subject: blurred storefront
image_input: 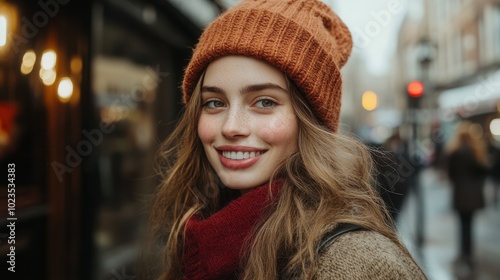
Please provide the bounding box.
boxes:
[430,0,500,142]
[396,0,500,154]
[0,0,220,279]
[1,1,90,279]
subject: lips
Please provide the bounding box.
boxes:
[216,146,267,169]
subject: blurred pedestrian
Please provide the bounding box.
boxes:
[372,130,413,222]
[143,1,427,279]
[430,121,447,176]
[488,137,500,208]
[445,120,489,274]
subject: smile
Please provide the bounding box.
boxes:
[222,151,263,160]
[216,147,267,169]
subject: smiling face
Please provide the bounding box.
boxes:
[198,56,299,191]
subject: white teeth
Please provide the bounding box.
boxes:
[222,150,263,160]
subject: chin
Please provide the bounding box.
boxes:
[220,176,269,192]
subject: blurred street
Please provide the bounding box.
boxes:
[1,0,500,279]
[398,167,500,280]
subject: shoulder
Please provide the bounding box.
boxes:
[315,230,427,280]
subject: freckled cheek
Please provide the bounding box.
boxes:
[259,113,298,145]
[198,116,217,144]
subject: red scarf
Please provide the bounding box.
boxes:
[182,180,282,280]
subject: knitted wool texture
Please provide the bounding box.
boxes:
[182,0,353,132]
[315,230,427,279]
[182,180,282,279]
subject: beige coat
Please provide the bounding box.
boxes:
[315,230,427,279]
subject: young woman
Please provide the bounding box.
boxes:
[145,1,427,279]
[445,121,489,274]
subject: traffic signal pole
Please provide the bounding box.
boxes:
[407,81,425,262]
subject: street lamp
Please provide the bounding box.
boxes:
[416,37,435,71]
[409,37,436,259]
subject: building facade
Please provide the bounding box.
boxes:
[396,0,500,146]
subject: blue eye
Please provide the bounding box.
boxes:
[204,100,225,108]
[255,99,276,108]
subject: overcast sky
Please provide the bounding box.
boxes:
[332,0,423,75]
[216,0,424,75]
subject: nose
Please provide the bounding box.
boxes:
[221,105,250,139]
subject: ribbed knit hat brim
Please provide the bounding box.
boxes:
[182,0,352,131]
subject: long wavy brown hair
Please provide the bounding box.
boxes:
[142,71,421,279]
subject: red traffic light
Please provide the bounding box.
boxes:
[407,80,424,98]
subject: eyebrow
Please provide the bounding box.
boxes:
[201,83,288,95]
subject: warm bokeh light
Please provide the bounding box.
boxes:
[41,50,57,70]
[39,68,50,80]
[23,50,36,66]
[491,118,500,136]
[20,50,36,75]
[362,91,378,111]
[0,16,6,47]
[70,56,82,74]
[40,68,57,86]
[21,64,33,75]
[57,77,73,101]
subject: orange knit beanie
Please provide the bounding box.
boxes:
[182,0,352,131]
